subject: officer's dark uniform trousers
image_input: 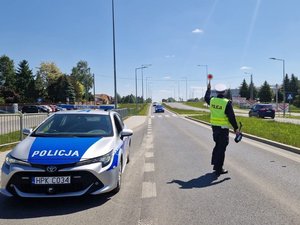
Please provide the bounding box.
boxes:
[211,126,229,170]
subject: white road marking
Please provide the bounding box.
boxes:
[138,219,154,225]
[141,182,157,198]
[145,144,153,151]
[184,116,300,163]
[242,138,300,163]
[144,163,155,172]
[145,152,154,158]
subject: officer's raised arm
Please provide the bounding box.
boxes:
[204,82,211,105]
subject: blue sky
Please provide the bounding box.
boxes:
[1,0,300,102]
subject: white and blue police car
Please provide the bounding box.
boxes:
[1,110,133,198]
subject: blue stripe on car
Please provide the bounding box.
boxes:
[28,137,101,165]
[108,142,124,170]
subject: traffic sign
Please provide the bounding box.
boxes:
[278,103,289,112]
[286,93,293,101]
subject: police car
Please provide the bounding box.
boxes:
[1,110,133,198]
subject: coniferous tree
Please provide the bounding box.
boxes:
[258,81,272,103]
[289,74,299,103]
[16,60,35,102]
[239,79,249,99]
[0,55,17,102]
[225,89,232,100]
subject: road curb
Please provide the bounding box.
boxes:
[186,116,300,155]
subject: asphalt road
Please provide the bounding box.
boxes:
[0,108,299,225]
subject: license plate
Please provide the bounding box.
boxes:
[32,176,71,185]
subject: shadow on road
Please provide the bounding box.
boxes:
[167,172,231,189]
[0,193,114,219]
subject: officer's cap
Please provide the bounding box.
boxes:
[215,83,227,93]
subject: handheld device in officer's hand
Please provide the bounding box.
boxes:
[234,122,243,143]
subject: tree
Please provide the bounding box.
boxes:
[248,82,258,100]
[167,97,176,102]
[34,73,47,101]
[145,98,152,103]
[15,60,35,102]
[70,61,93,102]
[258,81,272,103]
[0,55,18,102]
[0,86,20,103]
[121,94,135,103]
[239,79,249,99]
[36,62,63,102]
[0,55,16,90]
[225,89,232,100]
[65,78,76,104]
[48,74,75,103]
[288,74,299,103]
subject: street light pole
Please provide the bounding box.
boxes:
[244,72,254,101]
[180,77,188,101]
[112,0,117,109]
[141,64,151,103]
[198,64,208,84]
[269,57,286,117]
[93,73,96,105]
[146,77,151,101]
[135,66,146,111]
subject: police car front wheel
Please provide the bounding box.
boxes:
[111,160,122,194]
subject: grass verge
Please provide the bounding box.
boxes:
[118,103,149,116]
[165,104,300,148]
[0,131,20,152]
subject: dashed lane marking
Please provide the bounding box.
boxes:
[144,163,155,172]
[145,152,154,158]
[141,182,157,198]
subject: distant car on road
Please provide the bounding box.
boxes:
[21,105,39,113]
[21,105,49,113]
[155,105,165,113]
[1,109,133,198]
[249,104,275,119]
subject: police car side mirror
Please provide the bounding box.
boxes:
[22,128,33,136]
[120,129,133,140]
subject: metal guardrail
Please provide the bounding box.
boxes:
[114,108,129,119]
[0,113,49,147]
[0,108,129,147]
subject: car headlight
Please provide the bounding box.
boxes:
[75,150,113,167]
[5,154,31,167]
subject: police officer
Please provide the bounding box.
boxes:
[205,82,239,176]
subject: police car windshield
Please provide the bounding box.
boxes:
[32,114,113,137]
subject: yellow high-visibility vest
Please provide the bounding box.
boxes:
[210,97,230,127]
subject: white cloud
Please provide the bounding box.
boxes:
[240,66,252,70]
[192,28,204,34]
[163,76,171,80]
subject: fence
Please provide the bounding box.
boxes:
[0,113,49,147]
[0,108,129,147]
